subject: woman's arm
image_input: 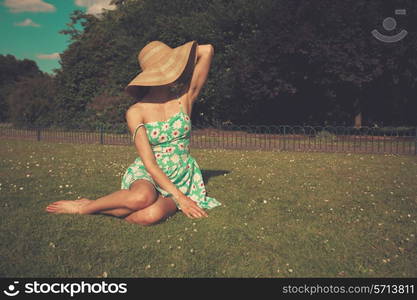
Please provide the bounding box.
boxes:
[186,44,214,105]
[126,107,207,218]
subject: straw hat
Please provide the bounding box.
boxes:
[125,40,198,99]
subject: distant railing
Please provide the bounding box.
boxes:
[0,123,416,155]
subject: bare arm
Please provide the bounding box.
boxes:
[126,107,182,198]
[126,107,207,218]
[186,44,214,105]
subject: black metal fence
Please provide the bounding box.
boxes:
[1,123,416,155]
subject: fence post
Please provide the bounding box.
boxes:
[415,126,417,155]
[37,127,41,141]
[283,126,286,151]
[100,126,104,145]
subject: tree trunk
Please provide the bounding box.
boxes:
[354,111,362,128]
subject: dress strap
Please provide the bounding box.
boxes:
[132,123,145,143]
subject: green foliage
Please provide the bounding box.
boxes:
[6,75,57,128]
[0,55,43,122]
[4,0,416,128]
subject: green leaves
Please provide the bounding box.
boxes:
[4,0,416,129]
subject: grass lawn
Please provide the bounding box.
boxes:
[0,139,416,278]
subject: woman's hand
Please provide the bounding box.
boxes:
[174,193,208,219]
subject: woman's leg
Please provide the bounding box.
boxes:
[45,179,158,215]
[125,193,178,226]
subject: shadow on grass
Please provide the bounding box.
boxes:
[201,169,230,185]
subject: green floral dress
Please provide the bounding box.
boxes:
[121,97,221,210]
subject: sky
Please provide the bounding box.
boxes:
[0,0,117,75]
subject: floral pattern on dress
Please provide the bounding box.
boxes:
[121,101,221,210]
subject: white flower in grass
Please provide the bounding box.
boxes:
[173,120,181,129]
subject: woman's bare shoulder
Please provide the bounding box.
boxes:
[125,103,145,124]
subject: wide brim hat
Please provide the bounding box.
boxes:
[125,40,198,99]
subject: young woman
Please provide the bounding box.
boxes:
[45,40,221,225]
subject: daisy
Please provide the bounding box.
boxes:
[172,130,180,137]
[151,129,160,138]
[193,173,201,181]
[171,154,180,163]
[162,123,169,131]
[184,125,189,131]
[134,170,144,176]
[173,120,181,129]
[158,133,168,143]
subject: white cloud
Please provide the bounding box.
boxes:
[36,53,60,60]
[4,0,56,13]
[75,0,116,16]
[14,18,41,27]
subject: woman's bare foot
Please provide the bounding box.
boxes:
[75,197,92,205]
[45,199,90,214]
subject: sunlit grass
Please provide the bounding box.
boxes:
[0,139,416,277]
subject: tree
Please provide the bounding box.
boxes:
[51,0,417,129]
[6,74,57,127]
[0,55,42,122]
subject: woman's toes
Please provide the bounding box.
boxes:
[46,205,57,212]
